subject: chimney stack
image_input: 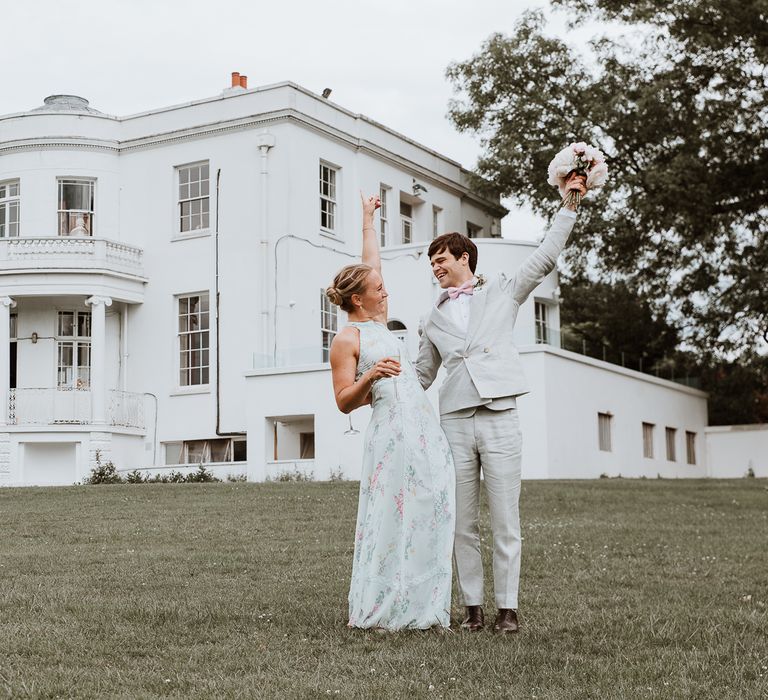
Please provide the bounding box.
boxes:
[231,71,241,88]
[239,75,248,89]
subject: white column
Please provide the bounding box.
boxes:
[85,295,112,425]
[120,302,129,391]
[0,296,16,426]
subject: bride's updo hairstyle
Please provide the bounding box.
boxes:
[326,263,373,312]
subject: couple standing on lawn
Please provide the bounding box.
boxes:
[326,172,587,633]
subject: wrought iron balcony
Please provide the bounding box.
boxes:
[8,388,145,429]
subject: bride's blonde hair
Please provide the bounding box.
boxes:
[326,264,373,312]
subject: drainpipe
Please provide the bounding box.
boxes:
[256,132,276,361]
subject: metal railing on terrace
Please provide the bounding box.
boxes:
[252,331,700,389]
[7,388,145,429]
[533,326,701,389]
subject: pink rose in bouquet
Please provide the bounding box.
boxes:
[547,142,608,209]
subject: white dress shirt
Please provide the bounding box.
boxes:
[438,277,477,336]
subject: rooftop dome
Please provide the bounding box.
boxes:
[30,95,104,115]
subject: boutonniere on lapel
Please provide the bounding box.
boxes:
[473,274,487,291]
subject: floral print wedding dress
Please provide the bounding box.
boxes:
[347,321,455,630]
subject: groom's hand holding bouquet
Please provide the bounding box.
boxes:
[548,142,608,210]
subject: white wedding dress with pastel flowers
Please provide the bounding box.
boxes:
[347,321,455,630]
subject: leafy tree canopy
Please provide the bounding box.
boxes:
[447,0,768,358]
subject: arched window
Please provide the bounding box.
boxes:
[387,319,408,345]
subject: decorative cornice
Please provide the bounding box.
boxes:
[0,138,119,156]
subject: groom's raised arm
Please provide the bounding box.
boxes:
[505,209,577,305]
[415,320,441,391]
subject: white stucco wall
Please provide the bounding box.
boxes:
[244,346,710,482]
[705,425,768,478]
[533,346,708,479]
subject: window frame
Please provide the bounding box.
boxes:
[177,162,211,235]
[534,301,549,344]
[56,310,91,388]
[177,293,210,388]
[685,431,696,465]
[0,179,20,238]
[164,437,247,464]
[379,184,390,247]
[598,412,612,452]
[321,288,338,362]
[57,178,95,237]
[642,422,655,459]
[432,205,442,239]
[665,427,677,462]
[319,162,339,234]
[466,221,483,238]
[400,201,413,244]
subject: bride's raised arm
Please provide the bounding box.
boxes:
[360,192,382,275]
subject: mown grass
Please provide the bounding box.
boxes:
[0,479,766,699]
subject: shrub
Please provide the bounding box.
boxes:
[86,450,123,484]
[329,466,345,482]
[745,467,756,478]
[227,473,248,482]
[276,468,314,482]
[142,466,221,483]
[89,460,222,485]
[186,464,221,483]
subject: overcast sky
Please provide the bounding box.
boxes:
[2,0,618,238]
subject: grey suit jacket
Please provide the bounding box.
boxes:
[415,211,577,416]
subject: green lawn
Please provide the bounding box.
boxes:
[0,479,766,699]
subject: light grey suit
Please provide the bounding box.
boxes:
[415,210,576,608]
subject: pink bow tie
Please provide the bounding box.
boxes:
[447,280,475,300]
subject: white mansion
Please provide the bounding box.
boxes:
[0,74,761,486]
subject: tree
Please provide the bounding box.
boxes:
[558,277,679,372]
[447,1,768,358]
[559,277,768,424]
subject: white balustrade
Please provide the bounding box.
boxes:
[0,237,143,274]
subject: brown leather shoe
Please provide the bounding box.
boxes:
[493,608,519,634]
[460,605,484,631]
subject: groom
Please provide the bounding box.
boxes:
[414,176,586,633]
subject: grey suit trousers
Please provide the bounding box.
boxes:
[441,405,522,609]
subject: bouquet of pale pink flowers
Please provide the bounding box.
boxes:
[547,142,608,209]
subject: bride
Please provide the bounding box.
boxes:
[326,193,455,630]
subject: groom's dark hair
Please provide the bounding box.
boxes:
[428,233,478,273]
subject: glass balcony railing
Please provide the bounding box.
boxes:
[533,326,701,389]
[252,331,700,389]
[252,347,330,370]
